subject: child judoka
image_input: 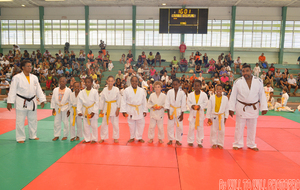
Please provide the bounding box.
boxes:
[99,76,121,143]
[206,84,229,149]
[187,80,208,148]
[264,82,273,101]
[120,76,148,143]
[147,81,166,144]
[267,92,275,110]
[70,82,83,141]
[165,78,187,146]
[51,77,72,141]
[282,88,289,107]
[275,98,295,112]
[77,77,100,144]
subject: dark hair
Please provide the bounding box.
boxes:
[85,76,93,83]
[106,75,115,80]
[216,84,223,89]
[73,81,80,86]
[20,60,31,70]
[194,79,202,86]
[172,78,180,84]
[130,76,139,82]
[242,63,251,69]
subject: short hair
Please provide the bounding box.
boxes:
[216,84,223,89]
[59,77,67,82]
[172,78,180,84]
[283,87,288,92]
[242,63,251,69]
[153,81,163,87]
[20,60,31,70]
[270,91,274,94]
[266,82,271,85]
[194,79,202,86]
[277,98,281,101]
[73,81,80,86]
[85,76,93,83]
[106,75,115,80]
[130,76,139,82]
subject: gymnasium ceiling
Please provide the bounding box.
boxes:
[0,0,300,8]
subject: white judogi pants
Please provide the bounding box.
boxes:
[83,118,98,142]
[167,119,183,142]
[210,115,225,146]
[187,120,204,144]
[148,118,164,140]
[100,116,119,140]
[70,115,83,139]
[128,118,145,140]
[16,110,38,142]
[54,110,69,138]
[233,116,257,148]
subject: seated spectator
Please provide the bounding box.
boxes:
[155,52,161,67]
[160,66,167,77]
[31,51,36,62]
[219,67,228,76]
[63,58,69,67]
[65,64,72,78]
[90,70,97,81]
[137,66,144,76]
[87,50,94,62]
[194,51,202,65]
[78,50,86,65]
[43,50,51,59]
[189,52,195,65]
[190,74,197,84]
[161,72,169,84]
[143,61,150,76]
[108,60,114,71]
[207,61,215,76]
[124,60,131,72]
[224,62,231,72]
[223,80,232,97]
[52,78,58,90]
[147,52,155,66]
[179,58,188,73]
[215,61,223,75]
[141,51,146,62]
[72,60,80,76]
[149,66,156,77]
[279,74,288,89]
[152,71,160,82]
[171,56,179,72]
[195,64,203,74]
[69,77,76,91]
[136,56,143,68]
[115,70,124,82]
[283,68,289,77]
[288,74,298,95]
[58,50,63,58]
[170,68,176,81]
[234,56,242,74]
[22,50,30,61]
[127,50,133,63]
[220,73,229,84]
[274,69,282,87]
[0,78,9,95]
[212,73,220,86]
[269,63,275,74]
[198,73,204,81]
[115,78,123,89]
[203,53,208,67]
[93,79,100,91]
[63,50,69,61]
[298,55,300,64]
[224,52,232,67]
[80,71,87,80]
[265,70,274,87]
[103,55,109,71]
[120,54,126,64]
[218,53,224,61]
[258,53,269,69]
[57,67,64,77]
[69,50,76,62]
[55,58,62,70]
[95,51,103,65]
[260,71,267,84]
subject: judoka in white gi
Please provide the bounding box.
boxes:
[281,88,289,107]
[264,82,273,101]
[69,82,83,141]
[147,81,166,144]
[165,78,187,146]
[187,80,208,148]
[51,77,71,141]
[206,84,229,149]
[99,76,121,143]
[77,77,100,143]
[274,98,295,112]
[7,60,46,143]
[229,63,268,151]
[267,92,275,110]
[120,76,147,143]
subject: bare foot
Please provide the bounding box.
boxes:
[176,141,182,146]
[75,136,80,141]
[30,137,39,140]
[114,139,119,143]
[70,138,75,142]
[233,147,240,150]
[159,139,164,144]
[148,139,153,143]
[212,144,217,149]
[17,141,25,143]
[82,141,89,143]
[138,139,145,143]
[91,141,96,144]
[128,138,134,143]
[218,145,223,149]
[198,144,203,148]
[167,140,173,145]
[188,143,193,147]
[248,147,259,151]
[61,137,67,141]
[99,139,104,143]
[52,137,59,141]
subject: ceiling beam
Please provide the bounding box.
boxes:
[235,0,243,6]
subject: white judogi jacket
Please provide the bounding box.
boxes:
[77,89,99,118]
[187,91,208,122]
[165,89,187,117]
[206,95,229,119]
[229,76,268,118]
[147,92,166,121]
[99,86,121,116]
[70,91,82,118]
[120,86,148,120]
[51,87,72,112]
[264,86,273,100]
[7,72,46,111]
[282,93,289,107]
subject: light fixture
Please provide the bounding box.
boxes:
[162,3,166,5]
[0,0,13,2]
[45,0,65,1]
[21,4,25,7]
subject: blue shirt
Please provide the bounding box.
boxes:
[57,69,64,75]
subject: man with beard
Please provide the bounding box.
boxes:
[229,63,268,151]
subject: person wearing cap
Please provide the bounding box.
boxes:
[7,60,46,143]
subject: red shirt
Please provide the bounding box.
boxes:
[179,44,186,53]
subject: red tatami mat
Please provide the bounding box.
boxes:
[23,162,181,190]
[256,116,300,128]
[0,119,27,135]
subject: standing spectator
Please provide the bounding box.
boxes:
[203,53,208,67]
[149,66,156,77]
[179,41,187,60]
[259,53,268,69]
[155,52,161,67]
[225,52,232,67]
[179,58,188,73]
[287,74,298,95]
[234,56,242,74]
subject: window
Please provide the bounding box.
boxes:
[284,21,300,48]
[106,20,115,46]
[136,20,145,46]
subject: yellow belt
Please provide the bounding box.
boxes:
[83,103,95,125]
[57,102,69,114]
[170,105,181,127]
[195,108,200,130]
[105,100,117,122]
[128,104,141,115]
[215,113,225,131]
[72,106,77,126]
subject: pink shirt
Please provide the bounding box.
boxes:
[220,76,229,83]
[150,69,156,76]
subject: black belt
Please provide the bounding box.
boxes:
[17,94,36,111]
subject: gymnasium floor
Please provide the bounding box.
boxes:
[1,101,300,190]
